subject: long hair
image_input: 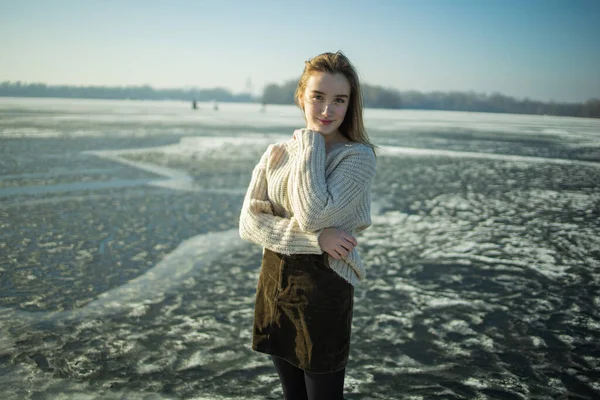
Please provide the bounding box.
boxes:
[294,51,377,154]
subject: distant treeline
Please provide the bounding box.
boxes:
[262,80,600,118]
[2,80,599,118]
[0,81,253,103]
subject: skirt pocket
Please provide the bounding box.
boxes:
[278,253,352,310]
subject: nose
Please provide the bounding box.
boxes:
[321,103,334,116]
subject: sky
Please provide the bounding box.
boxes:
[1,0,599,103]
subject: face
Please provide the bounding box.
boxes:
[301,72,351,137]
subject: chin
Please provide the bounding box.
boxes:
[319,129,335,135]
[312,122,340,135]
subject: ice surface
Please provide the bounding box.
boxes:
[1,98,599,399]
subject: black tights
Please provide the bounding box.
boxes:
[271,356,346,400]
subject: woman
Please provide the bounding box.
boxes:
[239,51,377,400]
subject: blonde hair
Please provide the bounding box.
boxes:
[294,51,377,154]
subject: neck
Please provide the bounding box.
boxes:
[322,130,343,145]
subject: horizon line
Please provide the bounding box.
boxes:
[1,80,597,105]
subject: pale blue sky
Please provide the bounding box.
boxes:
[1,0,599,102]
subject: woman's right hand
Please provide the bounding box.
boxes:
[318,228,358,259]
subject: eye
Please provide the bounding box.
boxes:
[334,98,346,104]
[311,94,324,102]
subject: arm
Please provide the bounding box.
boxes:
[290,129,377,232]
[238,144,323,255]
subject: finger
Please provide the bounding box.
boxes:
[344,235,358,247]
[339,242,353,253]
[336,246,349,258]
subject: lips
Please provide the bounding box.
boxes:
[317,119,333,126]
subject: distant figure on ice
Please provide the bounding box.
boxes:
[260,101,267,112]
[192,99,197,110]
[213,100,219,111]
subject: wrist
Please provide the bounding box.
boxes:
[316,228,324,249]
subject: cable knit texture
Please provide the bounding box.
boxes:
[239,129,376,286]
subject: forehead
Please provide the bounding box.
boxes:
[305,72,350,95]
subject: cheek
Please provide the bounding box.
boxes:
[335,105,349,120]
[305,103,320,118]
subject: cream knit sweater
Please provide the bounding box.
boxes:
[238,128,377,286]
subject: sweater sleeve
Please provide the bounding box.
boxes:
[238,144,323,255]
[345,247,366,281]
[290,129,377,232]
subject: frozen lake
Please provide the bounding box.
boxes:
[1,97,599,399]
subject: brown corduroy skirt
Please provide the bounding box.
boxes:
[251,248,354,374]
